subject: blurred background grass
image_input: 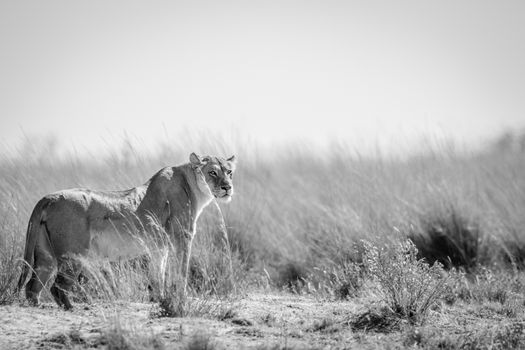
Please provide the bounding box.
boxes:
[1,130,525,301]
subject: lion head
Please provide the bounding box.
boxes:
[190,152,236,202]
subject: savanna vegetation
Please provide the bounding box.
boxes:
[0,131,524,349]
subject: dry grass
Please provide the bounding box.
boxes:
[0,230,20,304]
[40,319,165,350]
[95,319,165,350]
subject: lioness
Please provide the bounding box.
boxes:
[17,152,236,309]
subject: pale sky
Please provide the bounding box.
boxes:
[1,0,524,156]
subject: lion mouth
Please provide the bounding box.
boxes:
[213,189,232,196]
[213,191,232,200]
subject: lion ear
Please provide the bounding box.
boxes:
[227,155,236,164]
[189,153,203,166]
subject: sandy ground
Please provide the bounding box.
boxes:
[0,293,366,349]
[3,292,522,349]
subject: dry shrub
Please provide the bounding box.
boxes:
[363,239,451,324]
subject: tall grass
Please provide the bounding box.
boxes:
[1,132,525,304]
[67,215,238,317]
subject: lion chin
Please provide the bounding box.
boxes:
[215,193,232,203]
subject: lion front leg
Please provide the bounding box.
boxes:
[173,228,194,295]
[179,235,194,294]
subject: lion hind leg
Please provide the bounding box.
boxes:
[25,233,57,306]
[50,274,74,310]
[51,259,80,310]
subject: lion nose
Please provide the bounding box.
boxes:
[221,185,231,191]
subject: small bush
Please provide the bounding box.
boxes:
[363,239,451,324]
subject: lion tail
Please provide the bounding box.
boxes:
[16,198,50,292]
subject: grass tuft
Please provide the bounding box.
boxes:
[184,332,216,350]
[309,261,364,299]
[349,306,402,333]
[95,320,165,350]
[40,328,86,349]
[0,247,19,305]
[410,322,525,350]
[273,261,309,293]
[411,207,480,270]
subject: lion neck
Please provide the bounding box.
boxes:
[134,164,213,231]
[181,164,214,220]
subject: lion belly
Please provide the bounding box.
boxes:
[89,228,144,260]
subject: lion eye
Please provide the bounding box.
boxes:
[209,171,218,177]
[226,170,232,176]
